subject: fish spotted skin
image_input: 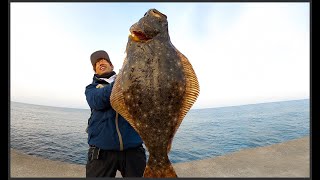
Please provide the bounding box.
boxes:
[110,8,200,178]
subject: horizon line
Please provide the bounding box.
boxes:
[10,98,310,111]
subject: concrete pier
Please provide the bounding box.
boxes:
[10,136,310,178]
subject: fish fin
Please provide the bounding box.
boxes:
[177,49,200,113]
[110,57,140,135]
[167,143,172,153]
[167,48,200,149]
[143,164,177,177]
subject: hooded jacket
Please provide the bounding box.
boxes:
[85,74,143,150]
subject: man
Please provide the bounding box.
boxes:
[85,50,146,177]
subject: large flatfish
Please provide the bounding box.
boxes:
[110,8,200,177]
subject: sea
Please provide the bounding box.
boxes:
[10,99,310,165]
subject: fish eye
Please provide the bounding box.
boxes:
[151,9,158,15]
[151,9,167,19]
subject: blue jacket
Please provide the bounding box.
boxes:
[85,75,143,150]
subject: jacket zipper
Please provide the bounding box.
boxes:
[115,112,124,151]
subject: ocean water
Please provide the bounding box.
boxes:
[10,99,310,165]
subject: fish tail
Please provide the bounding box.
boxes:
[143,163,177,178]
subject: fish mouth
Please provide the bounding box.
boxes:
[129,31,152,42]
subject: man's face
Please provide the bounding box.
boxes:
[95,59,113,75]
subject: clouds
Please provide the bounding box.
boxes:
[172,3,310,108]
[10,3,310,109]
[11,3,92,108]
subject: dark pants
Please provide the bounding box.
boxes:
[86,145,147,177]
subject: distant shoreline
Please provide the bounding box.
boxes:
[10,136,310,177]
[10,98,309,110]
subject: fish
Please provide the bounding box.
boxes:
[110,8,200,178]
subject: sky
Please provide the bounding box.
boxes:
[10,2,310,110]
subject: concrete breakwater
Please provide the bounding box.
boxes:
[10,136,310,177]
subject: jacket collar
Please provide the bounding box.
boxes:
[92,72,116,84]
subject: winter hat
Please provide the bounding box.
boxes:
[90,50,112,68]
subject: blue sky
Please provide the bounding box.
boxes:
[10,2,310,109]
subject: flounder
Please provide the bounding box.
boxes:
[110,8,200,177]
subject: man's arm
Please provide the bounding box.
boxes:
[85,82,114,110]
